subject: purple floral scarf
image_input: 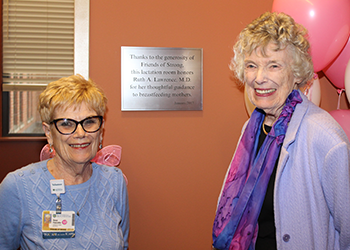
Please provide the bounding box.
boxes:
[212,90,302,250]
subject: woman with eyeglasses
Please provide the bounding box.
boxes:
[0,75,129,250]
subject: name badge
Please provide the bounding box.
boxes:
[42,210,76,239]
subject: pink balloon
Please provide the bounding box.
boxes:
[272,0,350,72]
[92,145,122,166]
[329,109,350,141]
[324,36,350,89]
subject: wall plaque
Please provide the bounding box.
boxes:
[121,47,203,111]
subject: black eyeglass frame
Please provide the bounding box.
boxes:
[50,116,103,135]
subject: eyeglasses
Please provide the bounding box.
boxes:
[51,116,103,135]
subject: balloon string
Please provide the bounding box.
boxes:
[337,89,345,110]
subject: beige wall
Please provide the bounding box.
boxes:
[89,0,349,249]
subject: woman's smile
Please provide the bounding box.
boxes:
[255,88,277,96]
[69,143,91,149]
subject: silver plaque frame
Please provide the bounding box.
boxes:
[121,47,203,111]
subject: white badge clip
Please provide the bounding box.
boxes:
[50,179,65,196]
[50,179,65,214]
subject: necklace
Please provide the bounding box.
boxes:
[262,123,269,135]
[68,178,91,216]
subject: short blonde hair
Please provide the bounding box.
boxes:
[38,74,107,123]
[231,12,314,87]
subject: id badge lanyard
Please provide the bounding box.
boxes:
[44,179,75,239]
[50,179,65,213]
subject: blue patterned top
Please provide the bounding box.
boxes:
[0,160,129,250]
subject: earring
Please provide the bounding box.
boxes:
[99,137,103,149]
[49,144,53,153]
